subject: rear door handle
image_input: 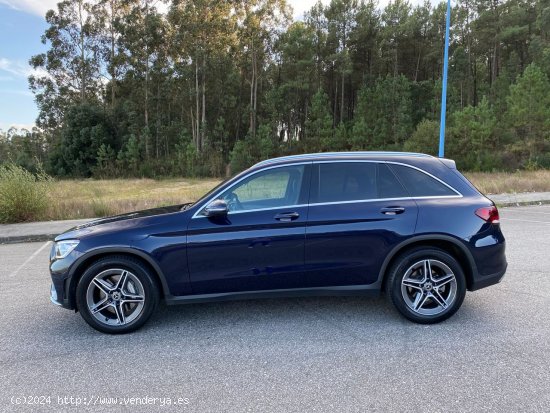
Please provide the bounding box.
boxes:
[274,212,300,222]
[380,207,405,215]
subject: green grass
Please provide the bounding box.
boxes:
[0,164,52,223]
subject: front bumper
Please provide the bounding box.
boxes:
[50,274,74,309]
[50,253,76,310]
[50,283,63,306]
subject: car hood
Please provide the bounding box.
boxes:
[55,204,191,241]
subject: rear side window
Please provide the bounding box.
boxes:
[317,163,377,202]
[312,162,408,203]
[389,164,457,197]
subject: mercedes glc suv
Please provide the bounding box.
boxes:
[49,152,507,333]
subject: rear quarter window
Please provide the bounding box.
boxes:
[377,163,409,198]
[389,164,458,197]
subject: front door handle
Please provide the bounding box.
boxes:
[274,212,300,222]
[380,207,405,215]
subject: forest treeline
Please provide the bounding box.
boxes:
[1,0,550,177]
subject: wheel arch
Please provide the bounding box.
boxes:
[67,247,170,309]
[379,235,477,291]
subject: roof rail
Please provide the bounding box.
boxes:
[253,151,432,168]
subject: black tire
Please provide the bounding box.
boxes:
[386,247,466,324]
[76,256,159,334]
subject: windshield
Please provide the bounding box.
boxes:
[181,174,237,211]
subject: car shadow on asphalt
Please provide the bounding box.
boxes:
[41,294,491,346]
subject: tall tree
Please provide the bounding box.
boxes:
[237,0,291,138]
[95,0,132,107]
[169,0,238,151]
[325,0,358,124]
[507,63,550,158]
[117,0,166,158]
[29,0,102,129]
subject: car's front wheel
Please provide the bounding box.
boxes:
[387,248,466,324]
[76,256,159,334]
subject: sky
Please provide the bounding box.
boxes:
[0,0,431,131]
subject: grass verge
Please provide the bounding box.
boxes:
[465,170,550,194]
[3,170,550,223]
[46,178,220,220]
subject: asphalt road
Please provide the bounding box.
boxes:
[1,205,549,412]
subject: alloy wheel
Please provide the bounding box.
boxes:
[86,268,145,326]
[400,259,457,316]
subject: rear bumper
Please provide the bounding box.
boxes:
[468,227,507,291]
[469,263,507,291]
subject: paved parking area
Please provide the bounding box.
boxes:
[1,205,549,412]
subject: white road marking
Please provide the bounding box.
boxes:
[8,241,51,278]
[503,218,550,225]
[502,208,550,216]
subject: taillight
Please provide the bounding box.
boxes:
[475,206,500,224]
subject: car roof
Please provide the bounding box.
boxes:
[252,151,434,168]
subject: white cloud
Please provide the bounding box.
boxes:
[0,0,58,17]
[289,0,438,18]
[0,0,171,17]
[0,58,30,77]
[0,58,47,78]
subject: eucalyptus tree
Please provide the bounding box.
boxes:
[94,0,133,107]
[168,0,239,151]
[29,0,103,130]
[236,0,291,138]
[116,0,167,158]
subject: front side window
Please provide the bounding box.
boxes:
[216,165,305,212]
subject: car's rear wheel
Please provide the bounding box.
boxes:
[76,256,159,334]
[387,248,466,324]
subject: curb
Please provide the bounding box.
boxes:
[494,199,550,208]
[0,234,57,245]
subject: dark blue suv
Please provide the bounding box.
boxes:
[50,152,507,333]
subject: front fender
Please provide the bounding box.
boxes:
[66,246,172,308]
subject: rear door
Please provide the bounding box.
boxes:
[304,161,418,287]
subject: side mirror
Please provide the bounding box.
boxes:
[202,199,228,217]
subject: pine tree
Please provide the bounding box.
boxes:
[305,89,334,152]
[507,63,550,160]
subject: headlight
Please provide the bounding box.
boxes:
[54,240,79,259]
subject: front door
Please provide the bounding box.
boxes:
[187,163,311,294]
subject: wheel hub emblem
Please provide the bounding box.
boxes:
[111,291,121,301]
[424,283,433,291]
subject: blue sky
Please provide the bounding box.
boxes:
[0,0,430,131]
[0,2,49,130]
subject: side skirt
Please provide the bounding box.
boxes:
[165,285,380,305]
